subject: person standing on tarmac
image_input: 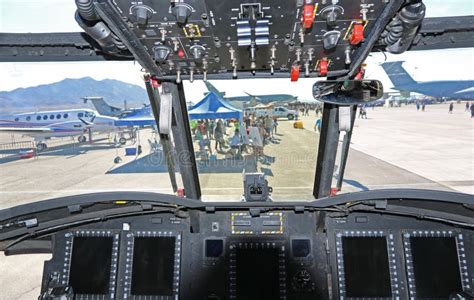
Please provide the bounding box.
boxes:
[272,116,278,136]
[449,102,454,114]
[314,117,322,132]
[214,119,224,152]
[466,102,470,112]
[470,103,474,118]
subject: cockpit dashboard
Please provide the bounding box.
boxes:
[1,190,472,299]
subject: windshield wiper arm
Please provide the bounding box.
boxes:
[144,76,178,192]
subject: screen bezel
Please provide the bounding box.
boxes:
[123,231,182,299]
[335,231,399,299]
[402,230,470,298]
[228,241,287,299]
[62,230,120,299]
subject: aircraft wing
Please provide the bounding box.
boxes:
[0,127,53,133]
[243,91,263,102]
[114,116,156,127]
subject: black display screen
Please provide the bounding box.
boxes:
[206,239,224,257]
[131,237,176,296]
[236,247,280,300]
[410,237,463,298]
[292,239,311,257]
[342,237,392,297]
[69,236,113,295]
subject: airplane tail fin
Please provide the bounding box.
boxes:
[204,81,226,97]
[381,61,417,87]
[83,97,121,116]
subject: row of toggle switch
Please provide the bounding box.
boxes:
[146,0,367,82]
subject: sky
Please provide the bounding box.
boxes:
[0,0,473,102]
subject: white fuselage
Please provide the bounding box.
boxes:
[0,109,119,141]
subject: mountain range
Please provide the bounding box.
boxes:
[0,77,148,113]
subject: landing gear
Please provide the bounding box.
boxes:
[36,142,47,152]
[119,137,127,145]
[78,135,87,143]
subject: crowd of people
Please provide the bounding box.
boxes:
[190,114,280,161]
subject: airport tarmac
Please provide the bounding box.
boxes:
[347,101,473,194]
[0,130,181,209]
[1,102,473,299]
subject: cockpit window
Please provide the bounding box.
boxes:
[0,0,80,33]
[0,1,472,209]
[0,61,177,209]
[186,79,320,201]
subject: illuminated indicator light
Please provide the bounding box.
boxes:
[177,49,185,58]
[290,65,300,81]
[115,200,127,204]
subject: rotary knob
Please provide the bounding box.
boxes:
[190,45,206,60]
[131,5,152,26]
[171,3,193,25]
[292,269,315,292]
[320,5,344,27]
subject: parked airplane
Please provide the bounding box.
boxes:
[381,61,474,100]
[82,96,156,127]
[0,109,118,151]
[82,96,150,118]
[203,81,298,104]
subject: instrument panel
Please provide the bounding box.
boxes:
[40,209,474,299]
[94,0,401,80]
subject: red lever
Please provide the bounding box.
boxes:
[355,68,365,80]
[349,23,364,45]
[290,65,300,81]
[150,78,160,88]
[319,59,328,76]
[302,4,315,29]
[177,188,185,197]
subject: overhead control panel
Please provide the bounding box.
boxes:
[84,0,410,81]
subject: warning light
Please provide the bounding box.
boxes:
[177,49,185,58]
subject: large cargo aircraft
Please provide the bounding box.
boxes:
[382,61,474,100]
